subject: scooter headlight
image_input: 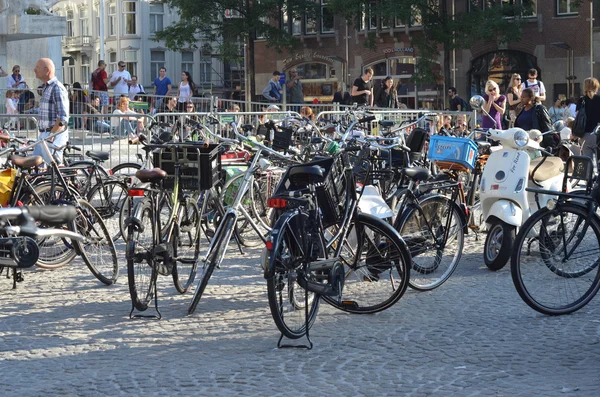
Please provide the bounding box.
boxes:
[514,129,529,147]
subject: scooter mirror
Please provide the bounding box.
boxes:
[553,120,565,133]
[469,95,485,110]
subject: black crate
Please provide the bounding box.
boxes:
[273,156,347,226]
[153,143,222,191]
[272,127,294,151]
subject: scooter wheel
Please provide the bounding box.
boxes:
[484,219,515,271]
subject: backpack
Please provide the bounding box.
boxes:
[458,97,471,112]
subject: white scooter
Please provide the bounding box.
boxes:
[470,96,565,270]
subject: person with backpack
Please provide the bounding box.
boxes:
[262,71,282,102]
[90,60,109,114]
[448,87,470,112]
[521,68,546,102]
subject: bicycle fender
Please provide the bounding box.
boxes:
[485,200,522,227]
[264,209,301,279]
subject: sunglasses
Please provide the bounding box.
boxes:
[515,78,521,80]
[488,88,497,92]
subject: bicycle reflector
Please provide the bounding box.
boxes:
[265,240,273,251]
[128,189,145,197]
[267,198,287,208]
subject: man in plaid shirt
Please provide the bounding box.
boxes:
[33,58,69,164]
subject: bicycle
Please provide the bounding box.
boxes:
[511,154,600,315]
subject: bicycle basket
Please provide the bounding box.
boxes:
[153,143,222,190]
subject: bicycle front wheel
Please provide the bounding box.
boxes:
[188,213,236,314]
[73,199,119,285]
[126,198,156,311]
[322,213,410,314]
[266,210,319,338]
[172,198,200,294]
[511,203,600,315]
[397,194,465,291]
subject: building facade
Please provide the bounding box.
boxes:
[254,0,600,108]
[54,0,237,96]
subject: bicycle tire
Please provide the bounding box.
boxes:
[87,179,129,241]
[188,213,236,314]
[126,198,156,311]
[111,162,142,187]
[266,209,320,338]
[397,194,465,291]
[511,203,600,315]
[322,213,411,314]
[73,199,119,285]
[172,198,201,294]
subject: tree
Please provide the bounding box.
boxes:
[154,0,321,100]
[329,0,535,106]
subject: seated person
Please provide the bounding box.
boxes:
[111,96,144,138]
[85,95,111,133]
[155,96,178,126]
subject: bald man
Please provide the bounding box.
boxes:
[33,58,69,165]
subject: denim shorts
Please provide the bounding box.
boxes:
[98,91,109,107]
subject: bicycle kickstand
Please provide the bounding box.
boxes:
[129,278,162,320]
[277,285,313,350]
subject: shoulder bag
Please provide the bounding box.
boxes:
[572,97,587,138]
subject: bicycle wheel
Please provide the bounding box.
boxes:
[87,179,129,241]
[188,213,236,314]
[396,194,465,291]
[511,203,600,315]
[172,198,200,294]
[322,213,411,314]
[23,183,77,269]
[266,210,320,338]
[111,162,142,188]
[72,199,119,285]
[126,198,156,311]
[219,173,257,247]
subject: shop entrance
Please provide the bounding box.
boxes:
[468,51,538,97]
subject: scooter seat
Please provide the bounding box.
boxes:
[529,157,564,183]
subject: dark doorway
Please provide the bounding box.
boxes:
[468,51,538,97]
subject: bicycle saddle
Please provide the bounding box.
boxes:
[379,120,394,128]
[136,168,167,183]
[401,167,430,182]
[289,165,326,184]
[86,150,110,162]
[11,155,43,169]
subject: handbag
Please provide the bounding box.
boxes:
[572,97,587,138]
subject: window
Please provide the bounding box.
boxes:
[123,1,137,35]
[96,13,100,36]
[124,50,138,76]
[150,51,166,82]
[522,0,537,17]
[66,9,74,36]
[321,0,334,33]
[469,0,536,16]
[410,5,422,26]
[394,17,406,28]
[305,13,317,34]
[81,54,90,87]
[199,57,212,85]
[296,63,327,79]
[557,0,578,15]
[79,8,89,36]
[149,3,164,34]
[368,1,377,30]
[108,3,116,36]
[181,51,194,74]
[108,51,117,74]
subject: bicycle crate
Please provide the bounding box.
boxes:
[153,143,222,191]
[427,135,478,170]
[273,156,346,226]
[271,127,295,151]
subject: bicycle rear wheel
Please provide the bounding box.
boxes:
[87,179,129,241]
[322,213,410,314]
[397,194,465,291]
[188,213,236,314]
[73,199,119,285]
[172,198,200,294]
[511,203,600,315]
[266,210,319,339]
[126,198,156,311]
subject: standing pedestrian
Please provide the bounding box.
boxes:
[351,67,374,106]
[153,67,172,111]
[33,58,69,164]
[177,71,196,112]
[576,77,600,162]
[548,98,565,124]
[515,88,553,147]
[109,61,132,105]
[7,65,26,89]
[448,87,469,111]
[286,68,304,105]
[128,75,145,100]
[262,71,282,102]
[481,80,506,129]
[521,68,546,102]
[90,60,109,114]
[375,76,398,108]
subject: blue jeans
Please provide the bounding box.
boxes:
[93,120,111,133]
[113,119,136,137]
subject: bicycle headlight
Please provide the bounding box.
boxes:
[514,129,529,147]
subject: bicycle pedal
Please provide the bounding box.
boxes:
[341,300,359,310]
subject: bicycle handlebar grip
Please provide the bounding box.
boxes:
[358,116,376,124]
[400,144,411,152]
[344,145,362,152]
[26,206,77,226]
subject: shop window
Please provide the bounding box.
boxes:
[390,58,415,75]
[296,63,327,79]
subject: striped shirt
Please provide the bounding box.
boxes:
[38,77,69,129]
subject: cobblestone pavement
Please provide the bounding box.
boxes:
[1,233,599,397]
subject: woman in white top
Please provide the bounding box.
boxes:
[7,65,26,89]
[5,90,18,129]
[177,71,196,112]
[111,96,144,138]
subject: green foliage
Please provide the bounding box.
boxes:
[25,8,43,15]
